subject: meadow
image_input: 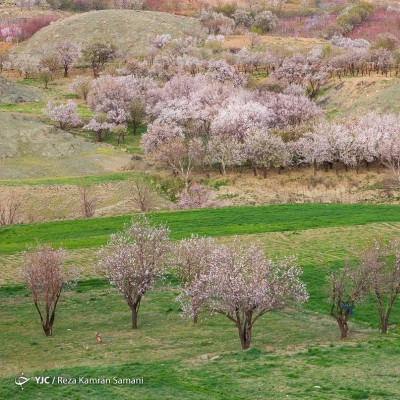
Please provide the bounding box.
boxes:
[1,203,400,254]
[1,204,400,399]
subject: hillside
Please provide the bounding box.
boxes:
[318,77,400,118]
[12,10,202,59]
[223,35,327,53]
[0,77,42,104]
[0,113,132,179]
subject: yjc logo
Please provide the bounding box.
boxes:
[15,373,30,390]
[34,376,51,384]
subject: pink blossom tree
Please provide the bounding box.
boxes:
[54,41,81,77]
[9,53,39,78]
[83,118,116,142]
[88,75,136,124]
[88,75,154,128]
[260,93,322,128]
[205,135,245,175]
[253,10,278,33]
[210,97,272,140]
[271,48,328,97]
[178,240,308,349]
[22,244,79,336]
[44,100,82,130]
[110,0,144,9]
[153,139,199,187]
[148,74,230,135]
[1,26,22,43]
[141,122,184,154]
[97,216,171,329]
[206,60,245,87]
[15,0,37,10]
[199,10,235,35]
[176,183,212,210]
[296,122,335,174]
[174,235,216,322]
[244,130,291,177]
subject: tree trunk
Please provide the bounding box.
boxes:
[193,314,198,324]
[64,66,68,78]
[131,308,138,329]
[263,168,267,179]
[237,313,253,350]
[43,324,53,337]
[336,318,348,339]
[380,317,388,334]
[238,324,252,350]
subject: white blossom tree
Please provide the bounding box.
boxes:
[54,41,81,77]
[244,130,291,177]
[178,240,308,349]
[83,118,116,142]
[174,235,216,322]
[141,123,185,154]
[206,135,245,175]
[44,101,82,130]
[97,216,171,329]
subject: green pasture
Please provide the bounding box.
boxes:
[1,204,399,255]
[1,204,400,399]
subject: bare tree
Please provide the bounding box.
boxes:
[97,216,171,329]
[83,42,117,78]
[358,239,400,334]
[129,180,154,212]
[78,184,98,218]
[328,265,369,339]
[0,198,21,225]
[22,245,78,336]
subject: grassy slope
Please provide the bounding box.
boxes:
[2,204,400,399]
[1,203,399,255]
[0,172,146,187]
[1,283,400,400]
[319,77,400,119]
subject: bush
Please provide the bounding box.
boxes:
[336,2,373,34]
[213,3,237,18]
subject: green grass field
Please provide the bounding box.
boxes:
[1,204,400,399]
[1,203,399,254]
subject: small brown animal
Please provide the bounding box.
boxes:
[95,332,103,343]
